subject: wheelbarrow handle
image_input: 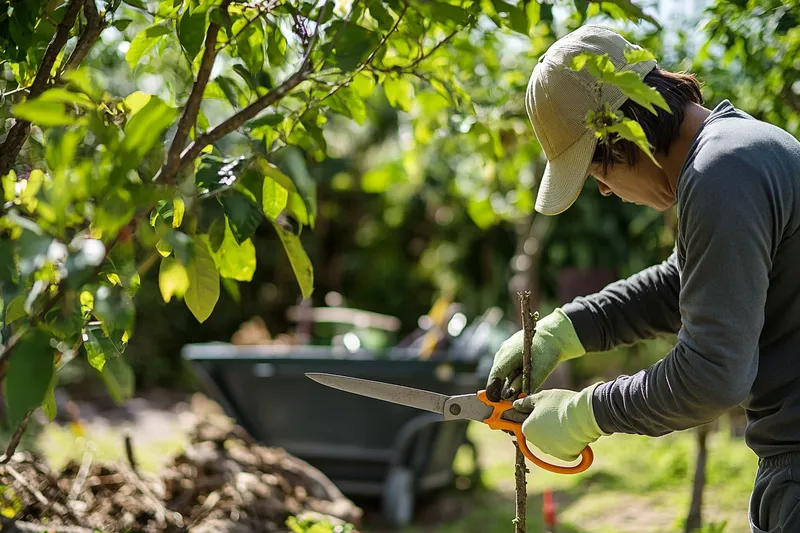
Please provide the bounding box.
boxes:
[476,390,594,475]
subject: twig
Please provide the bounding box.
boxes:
[173,68,308,172]
[68,448,94,501]
[124,431,137,473]
[372,24,464,75]
[0,0,86,179]
[0,518,96,533]
[513,291,535,533]
[5,464,51,509]
[217,1,281,52]
[1,411,32,464]
[61,0,107,75]
[161,0,233,184]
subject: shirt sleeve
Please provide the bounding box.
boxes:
[561,250,682,353]
[592,159,775,436]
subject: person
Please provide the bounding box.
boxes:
[486,24,800,533]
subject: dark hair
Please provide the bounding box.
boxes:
[592,69,704,174]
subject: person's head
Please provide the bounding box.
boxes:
[525,25,704,214]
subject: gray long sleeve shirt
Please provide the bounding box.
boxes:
[561,100,800,458]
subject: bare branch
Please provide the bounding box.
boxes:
[160,0,233,184]
[62,0,107,74]
[373,23,465,76]
[175,68,308,171]
[0,411,32,463]
[0,0,86,179]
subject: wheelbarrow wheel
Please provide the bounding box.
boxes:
[383,466,415,528]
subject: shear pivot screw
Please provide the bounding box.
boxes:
[449,404,461,416]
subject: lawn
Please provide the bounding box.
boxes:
[21,400,757,533]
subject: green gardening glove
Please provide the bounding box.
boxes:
[512,383,611,462]
[486,308,586,402]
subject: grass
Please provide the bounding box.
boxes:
[16,405,757,533]
[407,419,757,533]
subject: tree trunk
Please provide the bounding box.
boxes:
[685,423,712,532]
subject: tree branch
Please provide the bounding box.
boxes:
[61,0,107,74]
[0,0,85,179]
[174,67,309,172]
[160,0,233,184]
[0,411,32,463]
[374,24,463,74]
[216,0,281,52]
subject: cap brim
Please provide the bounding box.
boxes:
[534,129,597,216]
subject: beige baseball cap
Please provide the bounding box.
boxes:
[526,25,657,215]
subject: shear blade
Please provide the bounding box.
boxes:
[306,373,449,415]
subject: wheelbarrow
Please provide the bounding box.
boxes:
[181,343,484,527]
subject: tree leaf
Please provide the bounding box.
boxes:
[12,100,77,127]
[114,19,133,31]
[328,86,367,124]
[159,256,190,302]
[41,372,57,422]
[161,230,194,265]
[271,221,313,299]
[178,6,208,63]
[214,221,256,282]
[331,23,380,71]
[101,356,135,405]
[383,77,413,112]
[121,96,179,173]
[185,237,220,323]
[262,176,289,220]
[5,295,26,324]
[125,23,171,68]
[368,3,394,27]
[172,198,185,228]
[93,284,135,339]
[218,189,262,244]
[4,329,54,425]
[84,324,122,371]
[624,47,656,64]
[605,119,660,167]
[605,70,669,115]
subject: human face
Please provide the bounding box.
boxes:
[588,151,677,210]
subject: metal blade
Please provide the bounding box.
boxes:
[306,373,449,415]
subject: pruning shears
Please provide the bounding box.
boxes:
[306,373,593,475]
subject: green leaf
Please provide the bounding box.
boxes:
[179,6,208,63]
[605,0,660,27]
[185,237,220,323]
[467,196,499,229]
[624,47,656,64]
[427,2,471,25]
[218,189,263,244]
[214,75,243,108]
[36,88,96,109]
[369,3,394,27]
[125,23,171,68]
[606,70,669,114]
[246,112,284,131]
[286,192,309,226]
[162,230,194,265]
[101,356,135,405]
[114,19,133,31]
[84,324,122,372]
[93,285,135,339]
[214,222,256,282]
[173,198,185,228]
[271,221,314,299]
[569,53,591,72]
[263,176,289,220]
[159,256,190,302]
[41,372,57,422]
[123,0,148,8]
[4,329,54,425]
[235,20,265,77]
[605,119,660,167]
[12,100,77,127]
[331,24,380,71]
[5,295,26,324]
[383,77,413,112]
[121,96,179,172]
[328,86,367,124]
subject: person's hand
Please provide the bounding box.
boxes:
[486,309,586,402]
[512,383,610,462]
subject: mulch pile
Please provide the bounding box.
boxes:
[0,416,362,533]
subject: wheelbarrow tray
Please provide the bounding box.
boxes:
[181,344,481,507]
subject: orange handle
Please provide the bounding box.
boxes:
[476,390,594,475]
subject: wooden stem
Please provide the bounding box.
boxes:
[514,291,536,533]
